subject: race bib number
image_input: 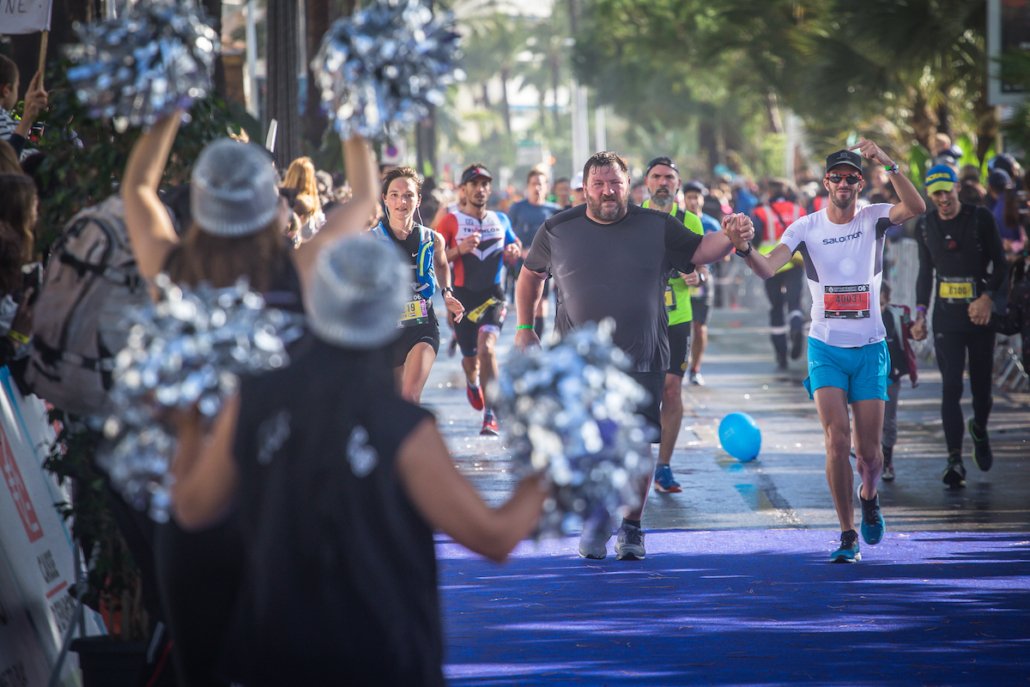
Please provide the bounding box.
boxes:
[400,298,430,326]
[824,284,871,319]
[665,285,677,311]
[938,278,975,302]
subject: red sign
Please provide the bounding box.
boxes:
[0,432,43,543]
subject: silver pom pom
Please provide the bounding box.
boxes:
[497,321,653,539]
[311,0,463,141]
[99,276,303,522]
[65,0,219,131]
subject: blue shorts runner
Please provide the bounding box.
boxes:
[803,336,889,403]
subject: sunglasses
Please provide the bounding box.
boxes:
[826,174,862,185]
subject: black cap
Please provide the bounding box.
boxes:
[682,180,708,195]
[645,156,679,176]
[460,165,493,185]
[825,150,863,173]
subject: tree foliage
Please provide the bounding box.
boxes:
[572,0,1008,180]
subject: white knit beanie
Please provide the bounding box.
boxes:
[190,139,279,237]
[307,235,409,349]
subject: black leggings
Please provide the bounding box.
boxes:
[156,519,245,686]
[933,328,995,455]
[764,267,804,363]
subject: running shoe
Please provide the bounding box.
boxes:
[967,419,993,471]
[881,446,894,482]
[942,455,967,489]
[653,464,682,494]
[789,321,804,360]
[689,370,705,386]
[578,518,612,560]
[480,411,499,436]
[615,523,646,561]
[830,529,861,563]
[466,381,484,411]
[858,487,885,546]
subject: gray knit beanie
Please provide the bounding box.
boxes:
[190,139,279,237]
[307,235,409,349]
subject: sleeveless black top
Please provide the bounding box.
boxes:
[225,337,441,686]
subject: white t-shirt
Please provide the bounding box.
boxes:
[780,203,893,348]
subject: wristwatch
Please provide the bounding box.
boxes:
[735,242,753,258]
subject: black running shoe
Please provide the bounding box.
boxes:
[942,455,967,489]
[967,419,993,472]
[789,321,803,360]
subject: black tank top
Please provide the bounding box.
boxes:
[226,337,441,686]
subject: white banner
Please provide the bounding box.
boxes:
[0,0,53,34]
[0,368,101,686]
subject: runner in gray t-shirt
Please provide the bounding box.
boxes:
[514,150,754,562]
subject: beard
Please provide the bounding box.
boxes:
[587,193,628,222]
[830,190,855,210]
[650,187,673,209]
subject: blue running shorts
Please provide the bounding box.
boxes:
[803,337,889,403]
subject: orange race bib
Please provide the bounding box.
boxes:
[824,284,871,320]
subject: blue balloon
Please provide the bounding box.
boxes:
[719,412,762,462]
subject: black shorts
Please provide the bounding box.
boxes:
[454,285,507,358]
[391,312,440,367]
[627,370,663,443]
[690,297,711,326]
[667,321,692,377]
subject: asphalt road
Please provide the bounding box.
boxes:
[421,290,1030,536]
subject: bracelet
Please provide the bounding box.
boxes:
[442,287,454,295]
[735,242,753,258]
[6,330,29,345]
[516,324,535,331]
[884,163,900,175]
[916,305,927,313]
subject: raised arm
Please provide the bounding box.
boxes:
[121,111,183,280]
[850,139,925,224]
[397,418,546,562]
[294,135,378,283]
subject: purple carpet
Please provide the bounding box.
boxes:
[438,529,1030,685]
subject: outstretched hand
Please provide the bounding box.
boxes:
[722,213,754,251]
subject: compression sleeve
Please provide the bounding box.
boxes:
[498,212,518,245]
[976,206,1009,296]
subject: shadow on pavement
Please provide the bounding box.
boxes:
[440,529,1030,686]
